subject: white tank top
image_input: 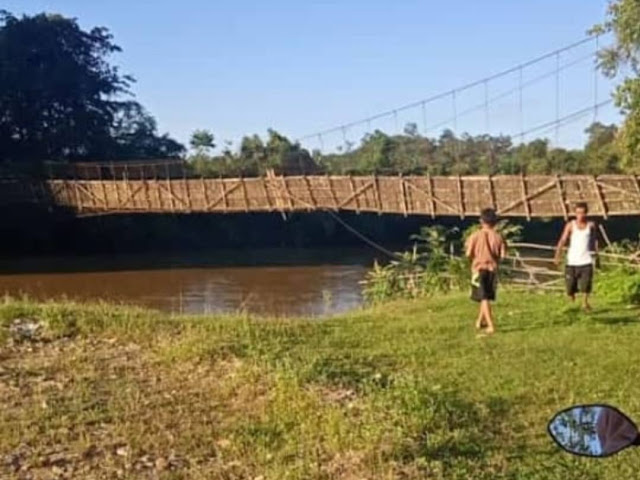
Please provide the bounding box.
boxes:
[567,221,593,266]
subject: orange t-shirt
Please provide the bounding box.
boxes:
[466,229,506,272]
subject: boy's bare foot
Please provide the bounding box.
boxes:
[485,328,495,335]
[583,305,592,313]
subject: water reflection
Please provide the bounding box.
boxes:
[0,249,374,316]
[548,405,639,457]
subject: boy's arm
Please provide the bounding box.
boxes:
[554,222,571,265]
[500,237,507,260]
[465,234,475,259]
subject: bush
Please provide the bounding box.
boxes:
[596,267,640,305]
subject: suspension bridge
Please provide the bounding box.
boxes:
[2,35,634,220]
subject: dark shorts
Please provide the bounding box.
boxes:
[471,270,498,302]
[565,264,593,295]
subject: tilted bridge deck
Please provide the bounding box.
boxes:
[3,174,640,219]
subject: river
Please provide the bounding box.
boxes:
[0,248,378,317]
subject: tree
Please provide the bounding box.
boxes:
[190,130,216,154]
[591,0,640,171]
[0,11,183,163]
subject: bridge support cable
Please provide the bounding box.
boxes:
[296,36,599,147]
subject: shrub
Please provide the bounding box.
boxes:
[596,267,640,305]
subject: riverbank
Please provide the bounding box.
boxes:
[1,293,639,479]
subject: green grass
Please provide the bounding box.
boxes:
[1,291,640,479]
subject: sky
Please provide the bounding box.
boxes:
[4,0,620,151]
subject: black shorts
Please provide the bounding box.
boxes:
[471,270,498,302]
[565,264,593,295]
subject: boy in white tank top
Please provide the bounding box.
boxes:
[554,202,598,311]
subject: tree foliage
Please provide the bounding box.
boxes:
[0,11,183,164]
[592,0,640,171]
[187,122,626,178]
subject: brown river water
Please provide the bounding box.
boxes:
[0,249,377,317]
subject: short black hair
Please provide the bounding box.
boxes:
[575,202,589,213]
[480,208,498,226]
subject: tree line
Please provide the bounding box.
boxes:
[186,122,621,177]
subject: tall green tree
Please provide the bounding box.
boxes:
[592,0,640,171]
[0,11,183,163]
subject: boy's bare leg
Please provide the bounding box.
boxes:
[583,294,591,312]
[475,308,485,329]
[481,300,495,334]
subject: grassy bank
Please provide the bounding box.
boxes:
[1,292,639,479]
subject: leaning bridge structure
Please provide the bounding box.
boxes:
[3,171,640,219]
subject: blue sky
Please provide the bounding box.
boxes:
[5,1,619,151]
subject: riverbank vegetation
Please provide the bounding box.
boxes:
[1,292,640,479]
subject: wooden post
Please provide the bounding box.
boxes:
[304,176,315,212]
[124,164,134,209]
[327,175,339,210]
[201,177,210,212]
[281,175,294,211]
[555,175,568,220]
[184,170,192,212]
[111,163,122,208]
[241,177,249,212]
[165,162,175,212]
[96,165,107,210]
[349,175,360,214]
[373,175,382,214]
[154,164,162,209]
[520,174,530,221]
[457,175,464,219]
[426,173,435,219]
[487,175,496,210]
[220,179,228,212]
[591,175,608,219]
[261,176,272,212]
[72,167,83,213]
[399,174,408,217]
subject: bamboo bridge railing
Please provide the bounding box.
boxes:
[2,172,640,219]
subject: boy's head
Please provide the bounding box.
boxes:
[480,208,498,228]
[574,202,588,222]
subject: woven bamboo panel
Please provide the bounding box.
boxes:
[11,174,640,218]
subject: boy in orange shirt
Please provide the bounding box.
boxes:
[465,208,507,335]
